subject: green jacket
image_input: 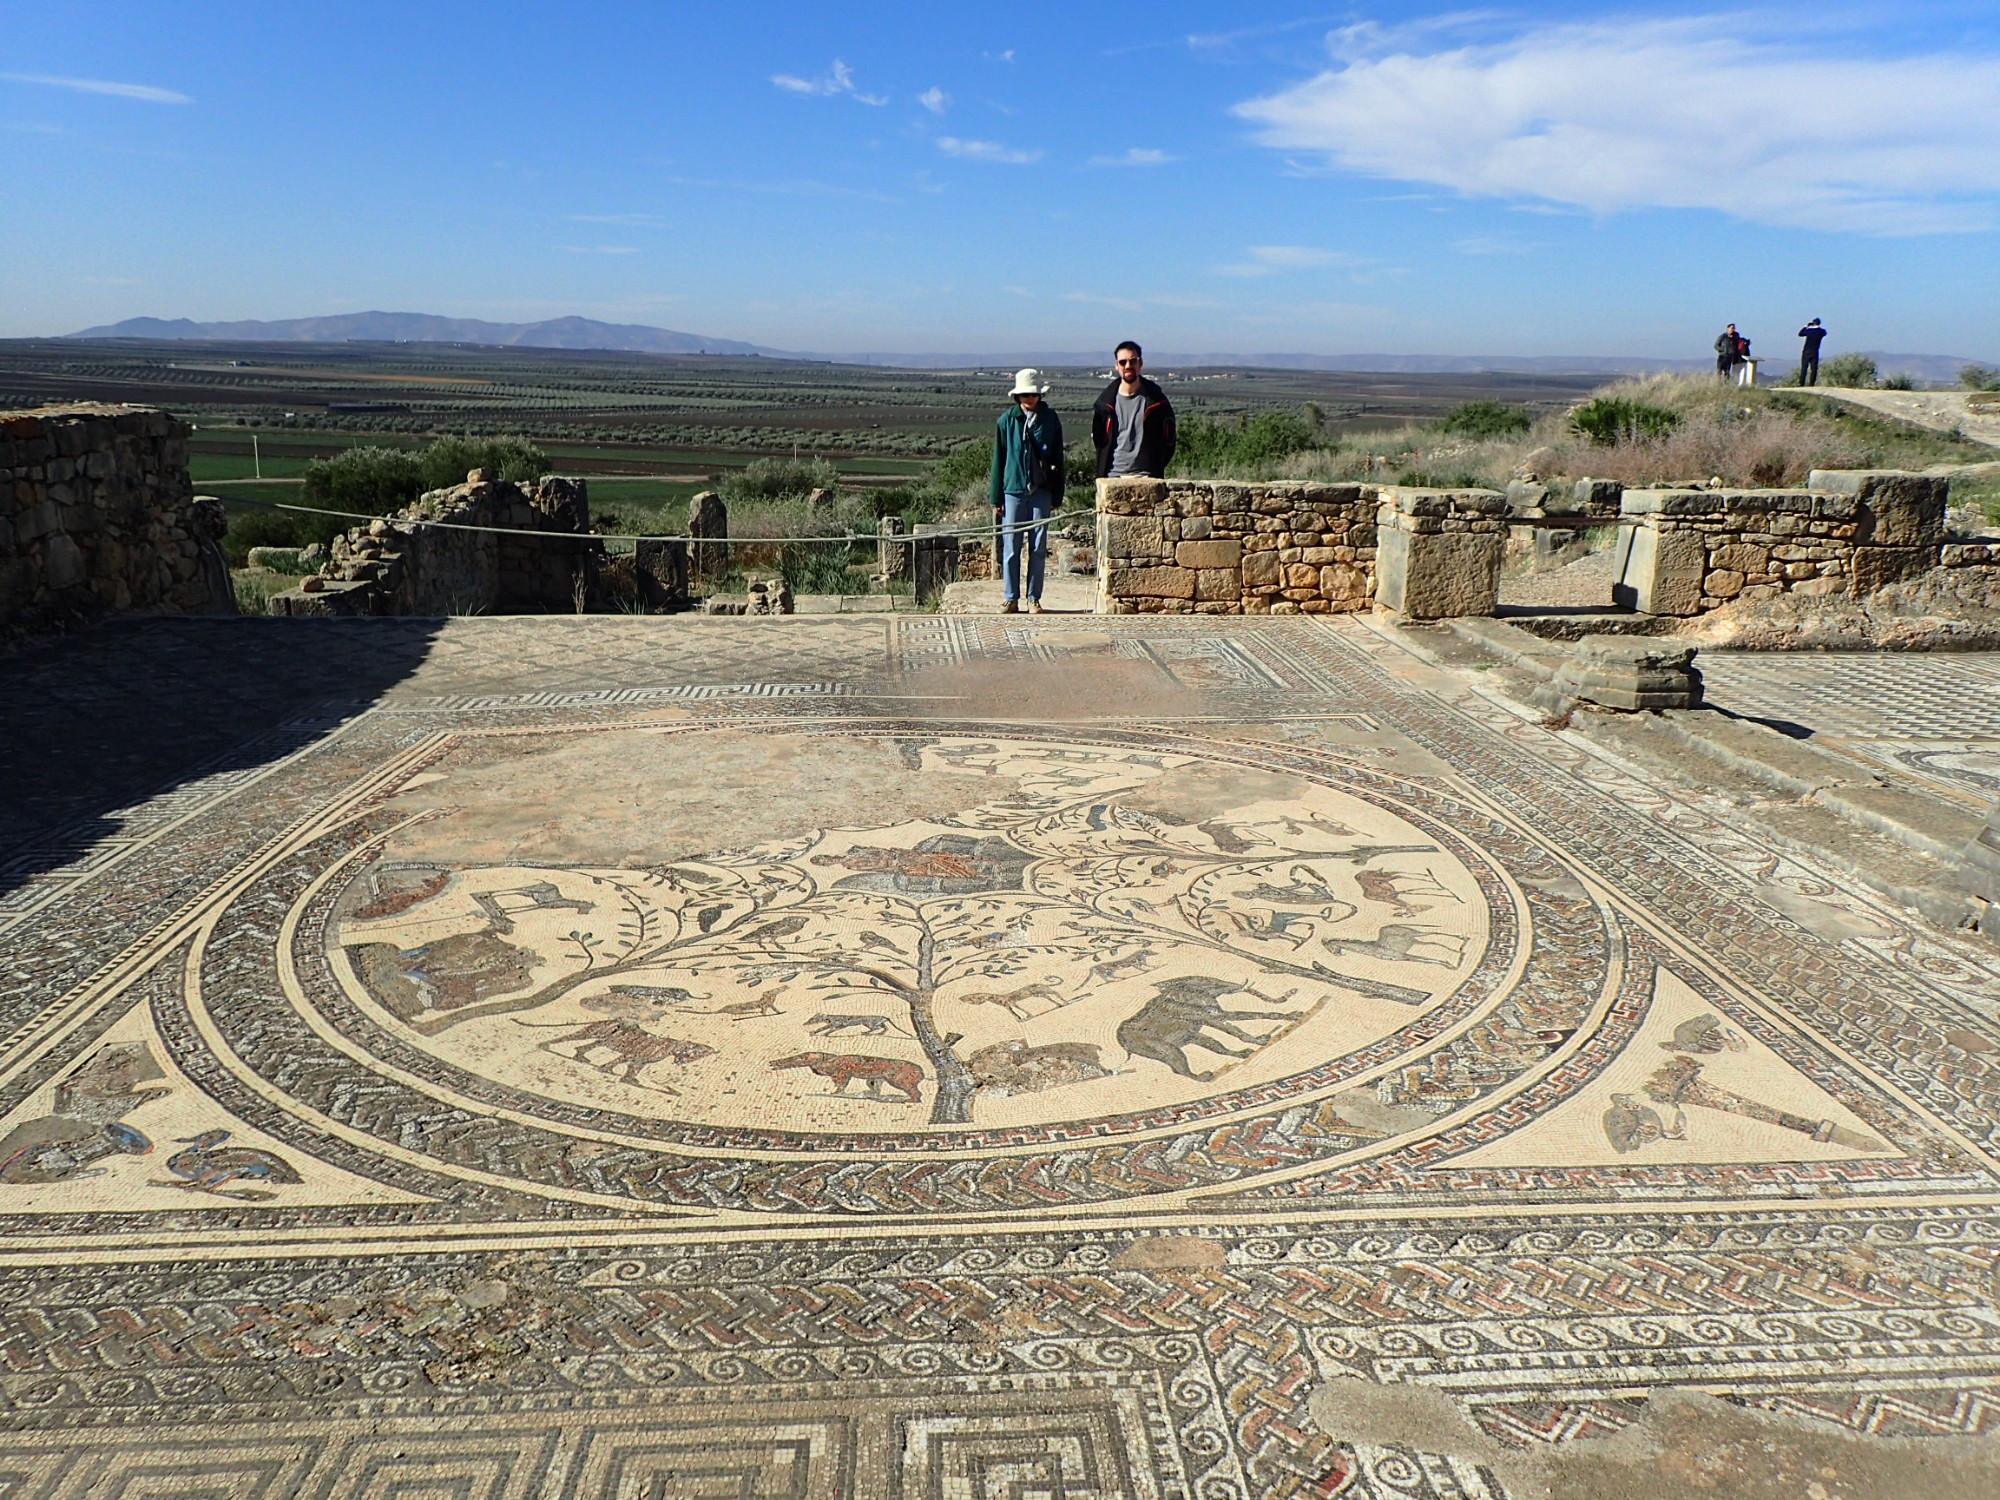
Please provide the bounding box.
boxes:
[988,404,1065,509]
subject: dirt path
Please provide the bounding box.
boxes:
[1808,386,2000,452]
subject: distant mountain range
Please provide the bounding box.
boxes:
[61,313,1990,381]
[67,312,778,356]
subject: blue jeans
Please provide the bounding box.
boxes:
[1001,490,1053,602]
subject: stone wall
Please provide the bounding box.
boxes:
[270,471,599,617]
[1373,487,1507,618]
[1,403,233,634]
[1095,478,1377,615]
[1613,470,1958,616]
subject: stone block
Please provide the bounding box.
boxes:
[1098,477,1167,514]
[1375,525,1501,619]
[1571,478,1623,517]
[1194,568,1240,602]
[1810,470,1948,545]
[1106,565,1194,599]
[1850,545,1933,594]
[1616,522,1705,616]
[1621,490,1722,516]
[1241,550,1282,590]
[1175,538,1241,570]
[1102,515,1166,561]
[1180,515,1211,540]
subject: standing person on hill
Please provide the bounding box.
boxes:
[1093,341,1176,479]
[1797,319,1828,386]
[989,368,1064,615]
[1715,324,1742,381]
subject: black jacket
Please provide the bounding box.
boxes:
[1798,323,1828,352]
[1092,377,1176,478]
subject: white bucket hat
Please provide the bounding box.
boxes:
[1009,367,1051,397]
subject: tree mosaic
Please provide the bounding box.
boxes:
[338,737,1488,1129]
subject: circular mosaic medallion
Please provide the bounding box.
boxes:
[200,725,1611,1211]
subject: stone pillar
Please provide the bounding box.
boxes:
[912,527,960,604]
[634,537,690,608]
[1613,491,1716,615]
[1372,488,1505,620]
[689,491,728,582]
[877,515,907,580]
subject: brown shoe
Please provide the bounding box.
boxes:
[1027,600,1044,614]
[1002,599,1019,613]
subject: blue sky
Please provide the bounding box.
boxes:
[5,2,1999,358]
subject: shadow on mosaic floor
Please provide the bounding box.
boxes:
[0,616,441,895]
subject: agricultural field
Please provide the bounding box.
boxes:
[0,337,1607,477]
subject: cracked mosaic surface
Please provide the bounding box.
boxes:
[3,615,1999,1497]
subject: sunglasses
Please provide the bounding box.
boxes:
[1115,358,1141,367]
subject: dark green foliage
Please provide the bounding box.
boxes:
[1880,372,1914,391]
[1568,397,1681,446]
[721,456,841,507]
[1961,364,2000,392]
[1433,400,1531,440]
[301,445,425,516]
[416,434,549,489]
[300,436,550,518]
[1173,407,1318,474]
[1821,353,1878,388]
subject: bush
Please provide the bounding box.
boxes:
[1821,353,1878,388]
[1568,397,1681,446]
[300,435,550,521]
[1434,400,1531,440]
[418,435,549,490]
[1961,364,2000,392]
[722,456,840,508]
[1880,372,1914,390]
[1174,407,1318,475]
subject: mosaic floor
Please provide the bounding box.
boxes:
[1699,650,2000,812]
[4,616,2000,1497]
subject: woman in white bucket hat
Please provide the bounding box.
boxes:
[987,368,1065,613]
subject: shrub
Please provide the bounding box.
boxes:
[418,435,549,489]
[1821,353,1878,388]
[722,456,841,509]
[1880,372,1914,390]
[1961,364,2000,392]
[1434,400,1531,440]
[1568,397,1681,445]
[301,445,425,517]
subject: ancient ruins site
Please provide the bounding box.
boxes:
[4,393,2000,1497]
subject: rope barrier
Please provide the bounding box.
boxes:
[214,491,1096,545]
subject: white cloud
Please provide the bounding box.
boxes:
[917,86,950,114]
[770,59,886,106]
[1,72,190,104]
[1090,147,1175,168]
[937,136,1041,165]
[1216,245,1356,277]
[1234,17,2000,234]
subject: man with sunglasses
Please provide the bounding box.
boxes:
[1092,341,1176,480]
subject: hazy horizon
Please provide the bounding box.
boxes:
[7,3,1999,360]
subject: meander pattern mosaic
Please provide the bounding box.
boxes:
[4,615,2000,1497]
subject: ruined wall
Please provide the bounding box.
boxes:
[270,471,598,617]
[1095,478,1514,619]
[1,403,233,633]
[1613,470,1962,616]
[1096,478,1377,615]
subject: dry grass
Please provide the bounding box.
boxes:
[1238,373,1980,492]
